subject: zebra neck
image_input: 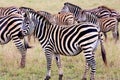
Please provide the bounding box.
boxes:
[34,20,54,48]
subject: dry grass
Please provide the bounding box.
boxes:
[0,0,120,80]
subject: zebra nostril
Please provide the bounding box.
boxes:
[77,21,80,23]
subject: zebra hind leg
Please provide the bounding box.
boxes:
[84,51,96,80]
[54,54,63,80]
[82,62,90,80]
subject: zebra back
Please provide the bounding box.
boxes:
[99,17,118,32]
[77,10,99,25]
[87,5,120,19]
[0,6,21,16]
[53,12,75,25]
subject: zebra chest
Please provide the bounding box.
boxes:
[0,34,11,44]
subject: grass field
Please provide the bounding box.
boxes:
[0,0,120,80]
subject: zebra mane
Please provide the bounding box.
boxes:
[19,6,35,12]
[98,5,112,12]
[64,2,82,10]
[29,10,52,25]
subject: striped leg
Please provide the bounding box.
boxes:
[24,36,32,48]
[112,28,119,43]
[103,33,107,41]
[82,61,90,80]
[12,36,27,68]
[84,51,96,80]
[54,54,63,80]
[44,51,53,80]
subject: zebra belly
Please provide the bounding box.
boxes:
[55,46,82,56]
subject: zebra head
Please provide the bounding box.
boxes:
[21,10,35,36]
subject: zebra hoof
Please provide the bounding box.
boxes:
[59,74,63,80]
[44,76,51,80]
[82,78,87,80]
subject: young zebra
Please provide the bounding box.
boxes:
[0,6,21,16]
[99,17,119,42]
[87,5,120,18]
[37,11,76,26]
[60,3,119,42]
[0,13,33,68]
[76,10,119,42]
[21,11,107,80]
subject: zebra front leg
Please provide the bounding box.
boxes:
[44,52,53,80]
[84,52,96,80]
[12,37,27,68]
[54,54,63,80]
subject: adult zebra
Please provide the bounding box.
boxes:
[0,13,33,68]
[21,11,107,80]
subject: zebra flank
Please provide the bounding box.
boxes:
[22,10,107,80]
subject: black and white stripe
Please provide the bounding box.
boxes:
[87,5,120,18]
[60,2,82,20]
[99,17,119,41]
[0,13,29,68]
[21,11,107,80]
[37,11,75,26]
[0,6,21,16]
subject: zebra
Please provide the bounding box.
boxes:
[87,5,120,19]
[53,12,76,26]
[76,10,119,42]
[60,2,82,21]
[21,10,107,80]
[19,6,36,48]
[37,10,76,26]
[99,17,119,42]
[0,6,21,16]
[0,13,33,68]
[60,3,119,42]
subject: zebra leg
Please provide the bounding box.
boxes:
[84,51,96,80]
[112,29,119,43]
[54,54,63,80]
[82,61,90,80]
[44,52,53,80]
[103,33,107,41]
[12,37,27,68]
[24,36,32,48]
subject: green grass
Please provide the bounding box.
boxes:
[0,0,120,80]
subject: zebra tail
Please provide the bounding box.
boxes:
[99,33,107,66]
